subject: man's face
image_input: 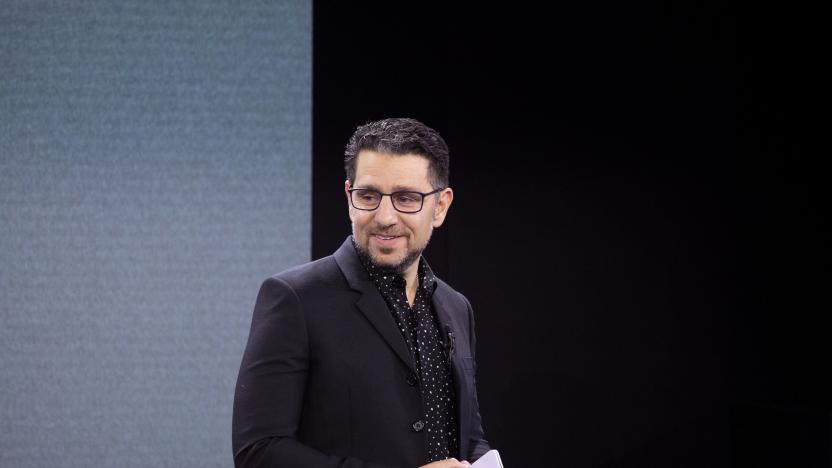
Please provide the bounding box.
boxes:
[346,150,453,273]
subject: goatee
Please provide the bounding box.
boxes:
[354,241,424,275]
[351,230,432,275]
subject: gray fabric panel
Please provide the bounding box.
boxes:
[0,1,311,466]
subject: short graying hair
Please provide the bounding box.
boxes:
[344,117,449,189]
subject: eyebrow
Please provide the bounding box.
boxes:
[354,184,427,192]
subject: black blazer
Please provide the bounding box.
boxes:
[232,237,490,467]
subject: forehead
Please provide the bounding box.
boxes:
[353,150,432,189]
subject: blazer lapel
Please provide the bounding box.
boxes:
[334,237,416,374]
[432,285,472,460]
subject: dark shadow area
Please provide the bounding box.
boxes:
[313,2,826,466]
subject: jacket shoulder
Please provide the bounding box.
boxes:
[267,254,344,292]
[434,277,472,311]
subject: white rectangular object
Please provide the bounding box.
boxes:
[472,450,504,467]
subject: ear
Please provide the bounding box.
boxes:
[344,180,354,217]
[431,187,454,228]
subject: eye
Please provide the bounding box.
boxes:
[394,193,420,204]
[357,191,379,201]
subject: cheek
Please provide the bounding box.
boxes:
[409,217,431,234]
[350,210,371,227]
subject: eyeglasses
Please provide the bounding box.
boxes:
[348,187,444,213]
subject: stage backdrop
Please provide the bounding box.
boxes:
[0,1,311,466]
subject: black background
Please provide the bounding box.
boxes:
[312,2,827,466]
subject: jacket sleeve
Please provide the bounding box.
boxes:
[463,295,492,462]
[232,277,402,468]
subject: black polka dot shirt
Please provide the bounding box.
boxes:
[356,248,459,462]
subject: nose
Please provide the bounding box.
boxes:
[374,194,399,225]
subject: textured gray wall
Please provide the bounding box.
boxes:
[0,1,311,466]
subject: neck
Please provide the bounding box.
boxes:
[402,260,420,305]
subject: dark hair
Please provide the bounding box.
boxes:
[344,117,449,189]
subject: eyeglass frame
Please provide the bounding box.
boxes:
[347,187,445,213]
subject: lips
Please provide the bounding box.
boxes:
[372,234,404,246]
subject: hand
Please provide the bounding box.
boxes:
[419,458,471,468]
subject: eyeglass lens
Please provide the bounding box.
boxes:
[351,190,423,212]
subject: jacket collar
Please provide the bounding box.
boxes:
[432,284,472,460]
[334,236,417,373]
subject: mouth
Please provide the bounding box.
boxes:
[372,233,404,245]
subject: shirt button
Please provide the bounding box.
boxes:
[412,420,424,432]
[406,373,418,386]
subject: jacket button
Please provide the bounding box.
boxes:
[412,420,424,432]
[406,373,418,386]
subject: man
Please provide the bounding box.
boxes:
[232,118,491,467]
